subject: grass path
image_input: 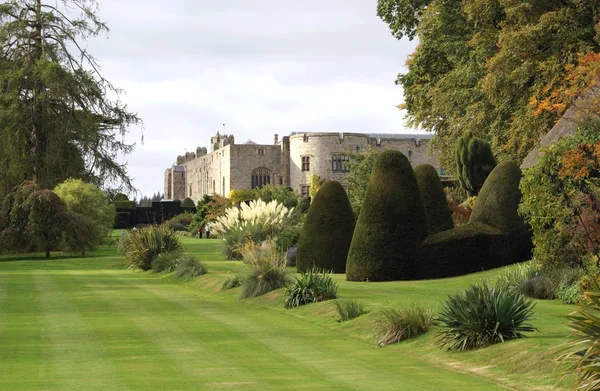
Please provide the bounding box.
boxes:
[0,248,510,390]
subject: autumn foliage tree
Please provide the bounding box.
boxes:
[378,0,600,168]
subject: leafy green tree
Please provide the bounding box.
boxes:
[455,132,497,196]
[0,0,141,199]
[54,178,115,253]
[256,185,298,209]
[378,0,600,168]
[0,181,75,258]
[346,149,378,217]
[309,175,323,200]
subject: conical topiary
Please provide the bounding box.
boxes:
[469,161,532,263]
[346,150,429,281]
[296,181,355,273]
[414,164,454,234]
[455,131,497,196]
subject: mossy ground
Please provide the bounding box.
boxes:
[0,236,575,390]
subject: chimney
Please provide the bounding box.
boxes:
[273,134,279,145]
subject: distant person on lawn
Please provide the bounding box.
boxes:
[197,226,202,239]
[205,223,211,239]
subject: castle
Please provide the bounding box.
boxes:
[163,131,440,203]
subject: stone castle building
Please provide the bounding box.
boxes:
[164,131,440,203]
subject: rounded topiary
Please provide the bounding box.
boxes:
[296,181,355,273]
[414,164,454,234]
[346,150,429,281]
[455,131,497,196]
[469,161,532,263]
[113,193,129,202]
[181,197,195,208]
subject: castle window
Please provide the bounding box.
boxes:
[301,156,310,172]
[303,134,309,143]
[257,148,265,155]
[251,168,271,189]
[300,185,309,197]
[332,154,349,172]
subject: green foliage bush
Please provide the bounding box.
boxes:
[346,150,429,281]
[285,245,297,267]
[519,119,600,269]
[455,131,497,196]
[470,161,532,264]
[151,251,183,273]
[333,300,368,322]
[239,242,292,299]
[296,197,310,214]
[168,223,188,232]
[561,293,600,390]
[296,181,355,273]
[256,185,298,209]
[415,223,509,279]
[120,226,182,270]
[520,275,557,300]
[221,274,244,291]
[228,189,258,205]
[181,197,195,208]
[275,225,302,252]
[113,193,129,202]
[436,281,536,351]
[175,256,208,281]
[346,148,378,217]
[284,269,338,309]
[414,164,454,234]
[373,305,433,347]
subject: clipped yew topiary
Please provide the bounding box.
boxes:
[469,161,532,263]
[181,197,195,208]
[414,164,454,234]
[296,181,355,273]
[346,150,428,281]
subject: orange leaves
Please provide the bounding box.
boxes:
[559,142,600,180]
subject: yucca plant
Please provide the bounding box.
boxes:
[333,299,367,322]
[373,305,433,347]
[284,269,338,309]
[436,280,537,351]
[239,241,292,299]
[122,226,182,270]
[561,292,600,390]
[175,256,208,281]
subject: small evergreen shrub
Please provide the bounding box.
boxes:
[556,282,585,305]
[373,305,433,347]
[151,251,183,273]
[414,164,454,234]
[346,150,429,281]
[284,269,338,309]
[275,225,302,252]
[181,197,196,208]
[121,226,182,270]
[561,292,600,390]
[437,281,536,351]
[470,161,532,264]
[296,181,355,273]
[455,131,497,196]
[333,300,368,322]
[520,275,557,300]
[168,222,188,232]
[175,256,208,281]
[497,262,538,293]
[221,274,244,291]
[240,242,292,299]
[285,245,297,267]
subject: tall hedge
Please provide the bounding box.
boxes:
[346,150,428,281]
[414,164,454,234]
[469,161,532,263]
[181,197,195,207]
[296,181,355,273]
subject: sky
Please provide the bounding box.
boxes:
[85,0,417,197]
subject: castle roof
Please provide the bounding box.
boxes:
[242,140,257,145]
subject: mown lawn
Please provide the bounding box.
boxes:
[0,237,576,390]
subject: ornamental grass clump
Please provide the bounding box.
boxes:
[239,242,292,299]
[284,269,338,309]
[221,274,244,291]
[334,300,368,322]
[121,226,181,270]
[151,251,184,273]
[175,256,208,281]
[436,280,536,351]
[373,305,433,347]
[212,199,294,259]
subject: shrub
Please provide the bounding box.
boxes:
[497,262,538,293]
[228,189,258,205]
[561,292,600,390]
[470,161,532,264]
[181,197,195,208]
[221,274,244,291]
[168,222,188,232]
[275,225,302,252]
[346,150,429,281]
[120,226,182,270]
[333,300,368,322]
[455,131,497,196]
[414,164,454,234]
[556,282,585,305]
[240,242,293,299]
[286,245,297,267]
[284,269,338,309]
[373,305,433,347]
[415,223,510,279]
[255,185,298,209]
[296,197,311,214]
[151,252,183,273]
[520,275,557,300]
[436,281,536,351]
[296,181,355,273]
[175,256,208,281]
